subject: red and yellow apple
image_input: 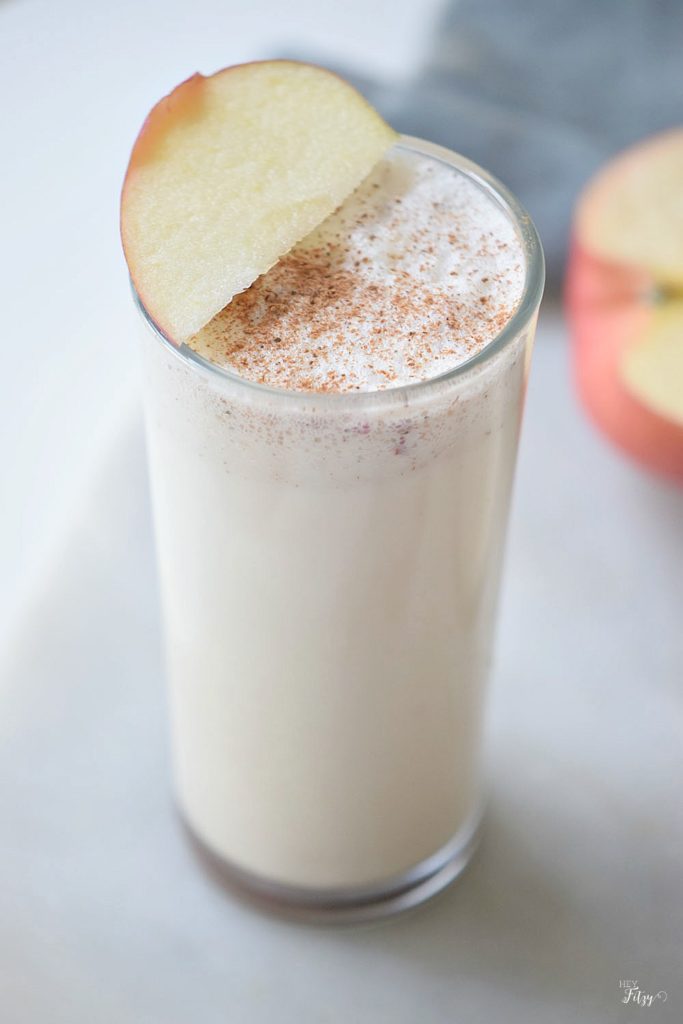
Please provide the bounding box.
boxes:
[566,129,683,482]
[121,61,397,343]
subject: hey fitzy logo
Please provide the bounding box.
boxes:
[619,980,668,1008]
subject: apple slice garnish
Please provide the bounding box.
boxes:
[566,129,683,481]
[121,61,397,344]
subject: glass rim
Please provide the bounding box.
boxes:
[134,135,545,407]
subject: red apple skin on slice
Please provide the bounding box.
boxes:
[121,71,208,337]
[129,73,205,168]
[566,239,683,482]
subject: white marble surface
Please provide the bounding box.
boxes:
[2,311,681,1022]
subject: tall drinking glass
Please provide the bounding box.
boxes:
[137,137,544,921]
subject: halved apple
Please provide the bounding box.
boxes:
[121,61,397,343]
[566,129,683,481]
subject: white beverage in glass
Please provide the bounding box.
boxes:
[138,138,544,920]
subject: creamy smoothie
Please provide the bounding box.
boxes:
[140,140,539,907]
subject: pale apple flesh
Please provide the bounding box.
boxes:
[576,130,683,289]
[121,61,397,344]
[567,130,683,482]
[621,301,683,428]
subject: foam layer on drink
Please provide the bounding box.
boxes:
[189,147,525,392]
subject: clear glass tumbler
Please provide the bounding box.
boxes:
[137,137,544,921]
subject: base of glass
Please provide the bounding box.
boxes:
[181,809,482,924]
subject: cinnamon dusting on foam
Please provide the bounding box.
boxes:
[189,149,524,392]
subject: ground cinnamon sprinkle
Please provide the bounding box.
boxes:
[190,149,524,392]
